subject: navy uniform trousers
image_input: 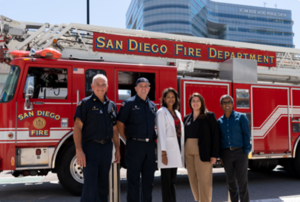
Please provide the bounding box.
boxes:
[81,141,113,202]
[125,139,156,202]
[221,148,250,202]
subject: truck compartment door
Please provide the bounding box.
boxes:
[179,79,231,119]
[251,86,290,154]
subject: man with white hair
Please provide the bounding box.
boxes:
[73,74,120,202]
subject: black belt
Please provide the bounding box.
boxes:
[128,137,155,142]
[223,147,243,151]
[92,138,111,144]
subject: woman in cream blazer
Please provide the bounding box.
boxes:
[156,88,185,202]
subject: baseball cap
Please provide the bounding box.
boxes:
[135,77,150,86]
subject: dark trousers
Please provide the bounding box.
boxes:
[161,168,178,202]
[125,139,156,202]
[81,141,113,202]
[221,148,250,202]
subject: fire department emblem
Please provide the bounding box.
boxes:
[33,117,46,129]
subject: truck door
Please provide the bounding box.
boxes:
[16,64,72,168]
[178,78,231,119]
[291,88,300,153]
[251,85,290,154]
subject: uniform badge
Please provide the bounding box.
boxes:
[93,99,96,101]
[121,101,125,107]
[100,110,103,114]
[77,101,82,106]
[92,106,99,110]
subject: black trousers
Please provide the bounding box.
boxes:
[81,141,113,202]
[161,168,178,202]
[125,139,156,202]
[221,148,250,202]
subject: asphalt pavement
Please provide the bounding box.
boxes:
[0,167,300,202]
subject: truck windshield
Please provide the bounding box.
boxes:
[0,66,20,103]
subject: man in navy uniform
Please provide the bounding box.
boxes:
[218,95,251,202]
[73,74,120,202]
[117,77,157,202]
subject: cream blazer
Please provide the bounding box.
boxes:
[156,107,185,169]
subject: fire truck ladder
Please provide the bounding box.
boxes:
[1,15,300,84]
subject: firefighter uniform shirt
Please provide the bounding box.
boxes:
[117,95,157,139]
[74,93,117,143]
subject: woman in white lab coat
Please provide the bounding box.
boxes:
[156,88,185,202]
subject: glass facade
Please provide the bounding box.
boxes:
[126,0,294,48]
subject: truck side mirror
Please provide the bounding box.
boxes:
[24,76,35,110]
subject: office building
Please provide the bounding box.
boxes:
[126,0,294,47]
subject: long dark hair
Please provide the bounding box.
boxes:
[161,88,179,110]
[188,93,208,119]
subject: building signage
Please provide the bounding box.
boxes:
[93,33,277,67]
[239,8,287,17]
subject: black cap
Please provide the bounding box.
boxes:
[135,77,150,86]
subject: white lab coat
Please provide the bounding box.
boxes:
[156,107,185,169]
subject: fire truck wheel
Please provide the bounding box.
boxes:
[283,159,298,177]
[57,144,83,196]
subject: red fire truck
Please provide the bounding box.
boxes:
[1,15,300,195]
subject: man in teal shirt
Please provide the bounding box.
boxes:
[218,95,251,202]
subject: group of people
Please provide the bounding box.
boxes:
[73,74,252,202]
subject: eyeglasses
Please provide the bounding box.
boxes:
[222,101,233,105]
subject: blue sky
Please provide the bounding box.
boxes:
[0,0,299,48]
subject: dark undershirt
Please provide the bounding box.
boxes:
[169,111,181,151]
[184,116,200,139]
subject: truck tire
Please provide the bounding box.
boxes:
[283,159,298,177]
[56,144,83,195]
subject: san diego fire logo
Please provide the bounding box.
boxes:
[17,110,61,137]
[33,117,46,129]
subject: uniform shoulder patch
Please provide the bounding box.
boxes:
[121,101,125,107]
[77,101,82,106]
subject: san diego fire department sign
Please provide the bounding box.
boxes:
[93,33,277,67]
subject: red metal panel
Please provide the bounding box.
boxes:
[180,79,231,119]
[252,87,289,153]
[291,88,300,153]
[0,143,15,170]
[292,89,300,106]
[93,33,276,67]
[255,118,289,152]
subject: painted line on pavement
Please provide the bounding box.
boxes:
[0,176,44,184]
[250,196,300,202]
